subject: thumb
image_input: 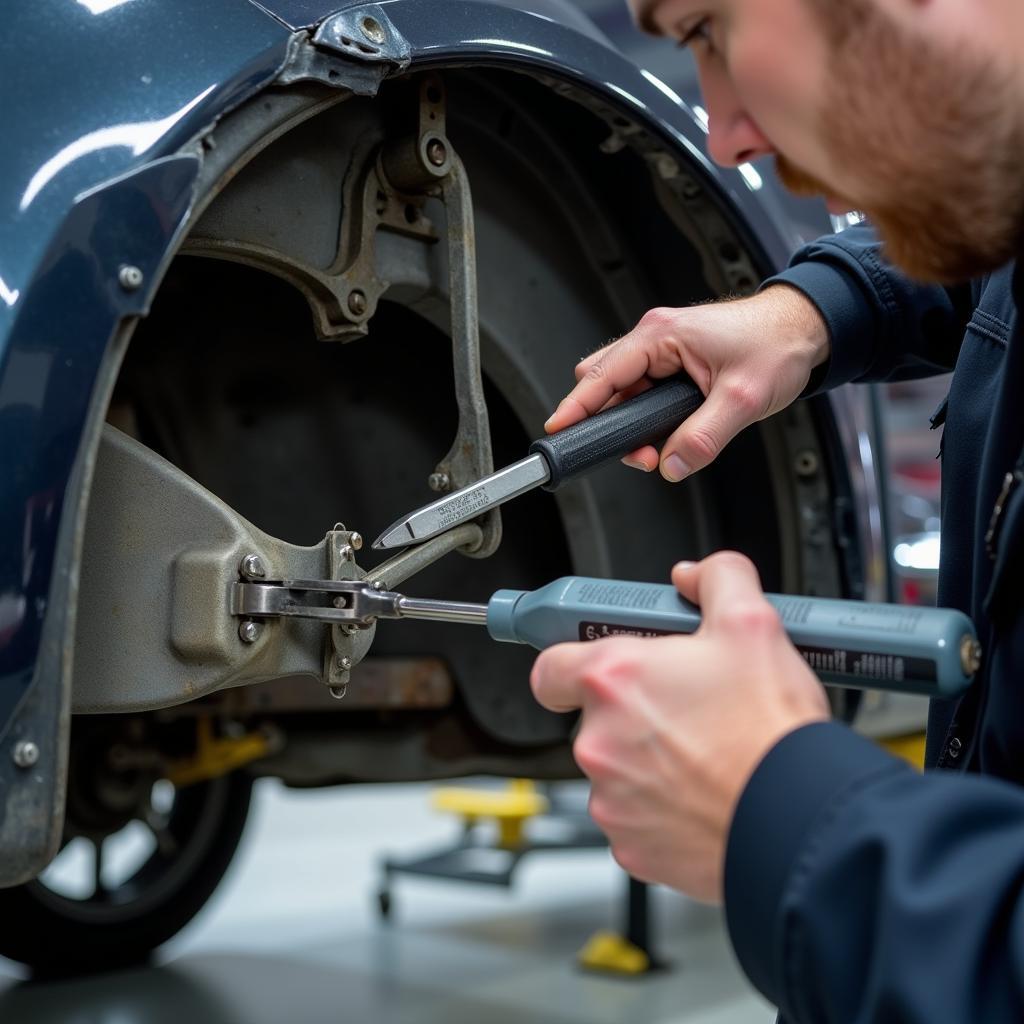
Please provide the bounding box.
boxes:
[657,381,765,482]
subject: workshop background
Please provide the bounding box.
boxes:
[0,1,949,1020]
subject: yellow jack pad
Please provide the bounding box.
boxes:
[578,931,651,976]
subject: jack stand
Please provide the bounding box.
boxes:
[578,876,668,976]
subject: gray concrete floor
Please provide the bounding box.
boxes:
[0,780,774,1023]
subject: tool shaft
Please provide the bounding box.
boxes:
[396,595,489,625]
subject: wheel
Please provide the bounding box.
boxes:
[0,724,252,975]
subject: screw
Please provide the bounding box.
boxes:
[426,139,447,167]
[118,265,144,291]
[961,636,983,676]
[348,290,367,316]
[240,554,266,579]
[428,472,451,492]
[239,620,263,643]
[337,656,353,671]
[372,581,385,591]
[12,741,39,769]
[338,545,354,562]
[360,15,385,44]
[349,533,363,551]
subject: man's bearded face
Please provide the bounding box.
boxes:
[777,0,1024,284]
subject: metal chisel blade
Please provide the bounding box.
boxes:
[372,453,550,550]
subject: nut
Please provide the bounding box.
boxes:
[428,472,451,492]
[349,532,363,551]
[337,656,353,671]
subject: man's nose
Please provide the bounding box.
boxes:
[700,68,775,167]
[706,111,775,167]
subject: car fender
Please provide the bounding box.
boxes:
[0,0,802,884]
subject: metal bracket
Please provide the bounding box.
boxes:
[381,75,500,557]
[312,5,411,67]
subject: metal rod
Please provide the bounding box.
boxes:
[367,523,484,592]
[396,596,489,626]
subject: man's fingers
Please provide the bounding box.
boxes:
[656,380,765,482]
[530,643,593,712]
[684,551,772,633]
[622,444,659,472]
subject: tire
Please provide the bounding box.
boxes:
[0,771,252,975]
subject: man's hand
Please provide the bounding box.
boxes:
[530,552,829,902]
[544,286,829,481]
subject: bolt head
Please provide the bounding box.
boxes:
[239,620,263,644]
[240,554,266,579]
[426,139,447,168]
[347,290,368,316]
[360,15,385,44]
[118,264,144,291]
[12,741,39,769]
[349,532,363,551]
[338,545,354,562]
[338,656,353,671]
[428,472,451,493]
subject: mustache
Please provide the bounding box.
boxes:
[775,154,834,198]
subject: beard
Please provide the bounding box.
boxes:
[778,0,1024,284]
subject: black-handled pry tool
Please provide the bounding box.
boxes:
[373,374,704,550]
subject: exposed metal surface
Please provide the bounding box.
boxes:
[375,454,549,549]
[368,524,485,591]
[72,427,375,713]
[396,596,490,626]
[312,5,411,68]
[230,579,402,627]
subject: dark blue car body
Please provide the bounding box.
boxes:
[0,0,838,884]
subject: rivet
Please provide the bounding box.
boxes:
[118,264,144,291]
[12,741,39,769]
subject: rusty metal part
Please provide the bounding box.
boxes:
[163,718,274,788]
[184,137,438,341]
[380,76,499,556]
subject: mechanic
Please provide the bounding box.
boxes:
[531,0,1024,1019]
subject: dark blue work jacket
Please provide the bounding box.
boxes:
[724,224,1024,1021]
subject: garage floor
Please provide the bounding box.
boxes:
[0,781,774,1024]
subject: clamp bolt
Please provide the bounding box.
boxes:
[360,15,385,44]
[428,472,451,492]
[239,620,263,644]
[12,741,39,769]
[240,554,267,579]
[347,290,368,316]
[349,532,363,551]
[118,264,144,291]
[426,139,448,168]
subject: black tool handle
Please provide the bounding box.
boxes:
[529,374,705,490]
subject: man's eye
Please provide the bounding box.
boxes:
[678,17,715,52]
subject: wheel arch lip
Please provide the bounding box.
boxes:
[0,0,799,879]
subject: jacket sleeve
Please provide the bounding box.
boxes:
[725,721,1024,1022]
[763,224,974,393]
